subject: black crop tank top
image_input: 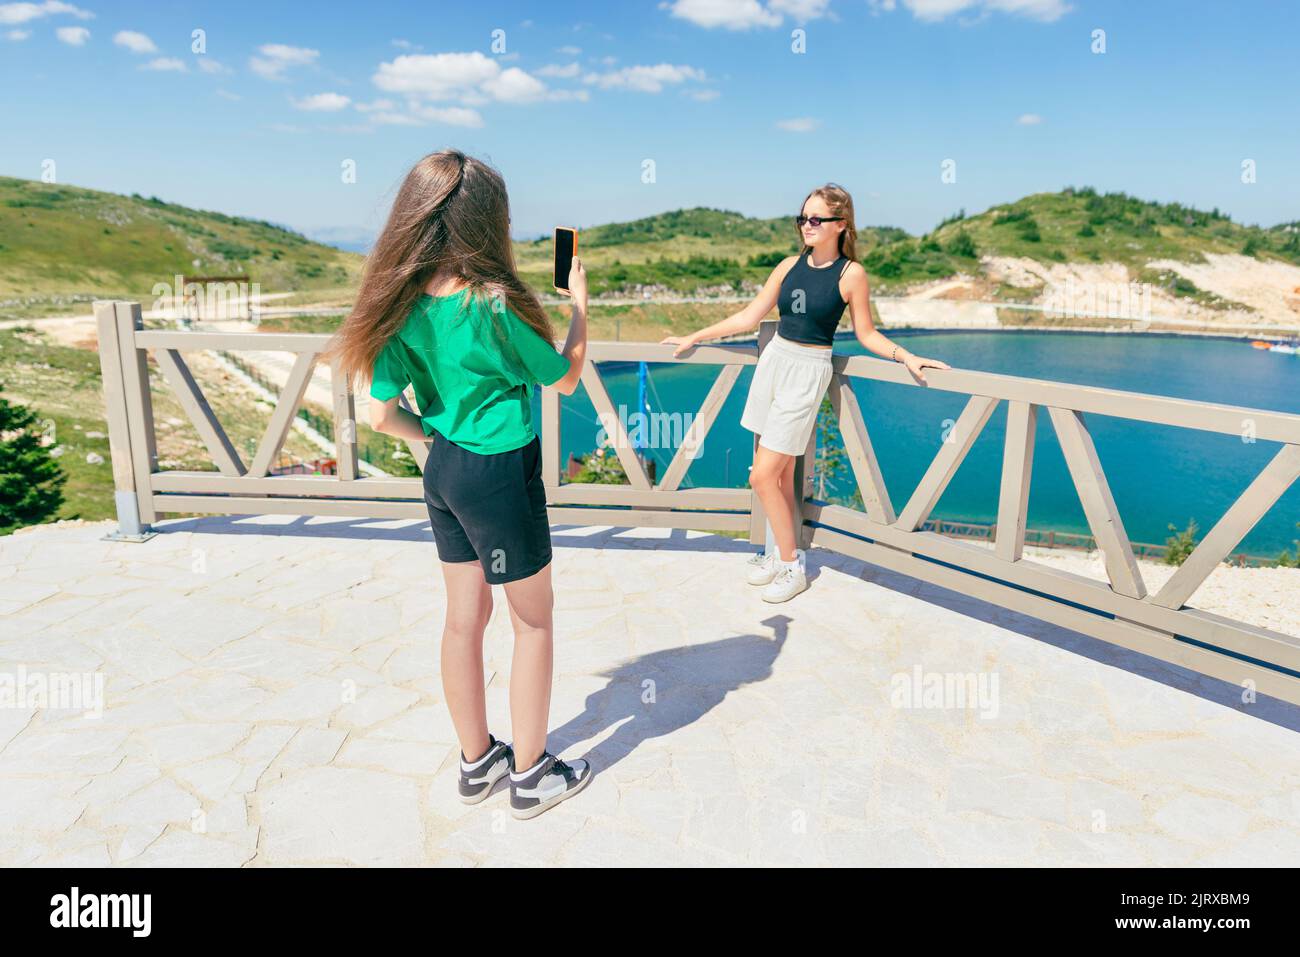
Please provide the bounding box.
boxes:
[776,254,851,347]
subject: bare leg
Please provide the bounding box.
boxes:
[751,444,800,562]
[439,560,493,762]
[501,564,555,771]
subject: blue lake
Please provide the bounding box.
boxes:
[537,330,1300,558]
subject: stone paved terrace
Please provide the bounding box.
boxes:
[2,516,1299,867]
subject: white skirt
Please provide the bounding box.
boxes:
[740,333,834,456]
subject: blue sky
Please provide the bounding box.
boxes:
[1,0,1296,245]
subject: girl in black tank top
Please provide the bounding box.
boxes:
[660,184,950,604]
[776,253,852,347]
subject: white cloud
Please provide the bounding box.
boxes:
[893,0,1070,21]
[291,91,351,111]
[537,62,581,78]
[249,43,319,79]
[216,89,241,101]
[54,24,87,45]
[687,88,720,101]
[776,116,820,132]
[113,29,156,54]
[867,0,897,12]
[583,63,706,93]
[143,57,186,72]
[391,38,419,50]
[373,51,503,99]
[662,0,830,30]
[663,0,780,30]
[197,58,228,74]
[0,2,92,26]
[371,51,566,113]
[769,0,832,19]
[483,66,547,103]
[410,104,485,128]
[354,98,396,113]
[1016,112,1043,125]
[556,44,581,55]
[5,27,30,39]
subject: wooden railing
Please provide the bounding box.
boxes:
[94,301,1300,705]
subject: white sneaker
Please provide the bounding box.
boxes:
[745,550,778,586]
[762,558,808,603]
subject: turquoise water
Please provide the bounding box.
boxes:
[538,331,1300,558]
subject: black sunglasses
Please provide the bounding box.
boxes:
[795,215,844,227]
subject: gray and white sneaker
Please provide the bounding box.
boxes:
[509,752,592,820]
[458,734,513,804]
[761,551,808,603]
[745,549,778,586]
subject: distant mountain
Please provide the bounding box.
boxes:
[0,176,363,310]
[306,226,376,255]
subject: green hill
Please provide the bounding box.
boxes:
[5,175,1298,312]
[516,189,1300,297]
[855,188,1300,292]
[513,206,911,295]
[0,176,363,317]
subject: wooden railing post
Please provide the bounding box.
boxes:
[329,357,359,482]
[747,319,777,547]
[541,384,561,488]
[94,300,157,541]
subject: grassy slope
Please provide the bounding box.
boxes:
[0,175,364,317]
[7,175,1293,308]
[514,207,908,294]
[0,324,331,529]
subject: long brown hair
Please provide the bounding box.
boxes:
[327,149,555,387]
[796,183,858,261]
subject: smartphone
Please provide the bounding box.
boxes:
[553,226,577,293]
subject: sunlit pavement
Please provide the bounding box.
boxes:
[2,516,1298,866]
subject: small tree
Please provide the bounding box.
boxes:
[0,392,67,533]
[1163,519,1199,566]
[812,396,864,509]
[813,396,846,501]
[570,444,628,485]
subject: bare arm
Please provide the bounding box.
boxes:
[549,258,588,396]
[369,394,428,442]
[661,256,798,357]
[842,263,950,384]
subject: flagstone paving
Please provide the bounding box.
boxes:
[2,516,1298,867]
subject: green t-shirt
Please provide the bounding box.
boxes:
[369,289,569,454]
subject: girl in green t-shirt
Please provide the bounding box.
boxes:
[328,150,592,820]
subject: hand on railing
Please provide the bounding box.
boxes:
[660,333,698,358]
[896,349,951,385]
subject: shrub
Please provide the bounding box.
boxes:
[944,230,978,258]
[1163,520,1199,565]
[747,250,787,268]
[0,392,67,533]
